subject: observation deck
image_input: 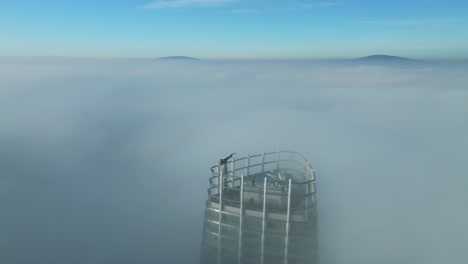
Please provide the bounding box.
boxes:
[200,151,318,264]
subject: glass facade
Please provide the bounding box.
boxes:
[200,151,318,264]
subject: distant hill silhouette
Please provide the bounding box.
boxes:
[329,55,426,67]
[354,55,421,63]
[158,56,199,61]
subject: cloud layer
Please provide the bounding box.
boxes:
[143,0,340,11]
[144,0,235,9]
[0,58,467,264]
[361,18,450,26]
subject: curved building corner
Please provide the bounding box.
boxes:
[200,151,318,264]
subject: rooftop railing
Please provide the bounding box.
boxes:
[209,150,315,195]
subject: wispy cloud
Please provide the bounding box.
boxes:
[144,0,340,11]
[265,1,341,12]
[362,18,450,26]
[231,9,259,14]
[302,1,340,9]
[144,0,236,9]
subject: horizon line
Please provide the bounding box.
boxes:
[2,55,468,62]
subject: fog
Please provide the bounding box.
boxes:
[0,58,467,264]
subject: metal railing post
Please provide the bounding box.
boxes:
[218,166,224,264]
[216,163,220,195]
[284,178,292,264]
[277,149,281,170]
[261,177,267,264]
[261,152,265,173]
[238,175,244,264]
[246,155,250,177]
[231,158,235,187]
[305,182,309,221]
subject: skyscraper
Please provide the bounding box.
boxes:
[200,151,318,264]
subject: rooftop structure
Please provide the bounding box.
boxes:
[200,151,318,264]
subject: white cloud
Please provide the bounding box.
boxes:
[143,0,340,11]
[144,0,236,9]
[264,1,340,12]
[302,1,340,8]
[231,8,259,14]
[362,18,450,26]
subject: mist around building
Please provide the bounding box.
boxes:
[1,57,467,264]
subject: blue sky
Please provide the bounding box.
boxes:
[1,0,467,59]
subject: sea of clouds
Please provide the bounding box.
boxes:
[0,58,467,264]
